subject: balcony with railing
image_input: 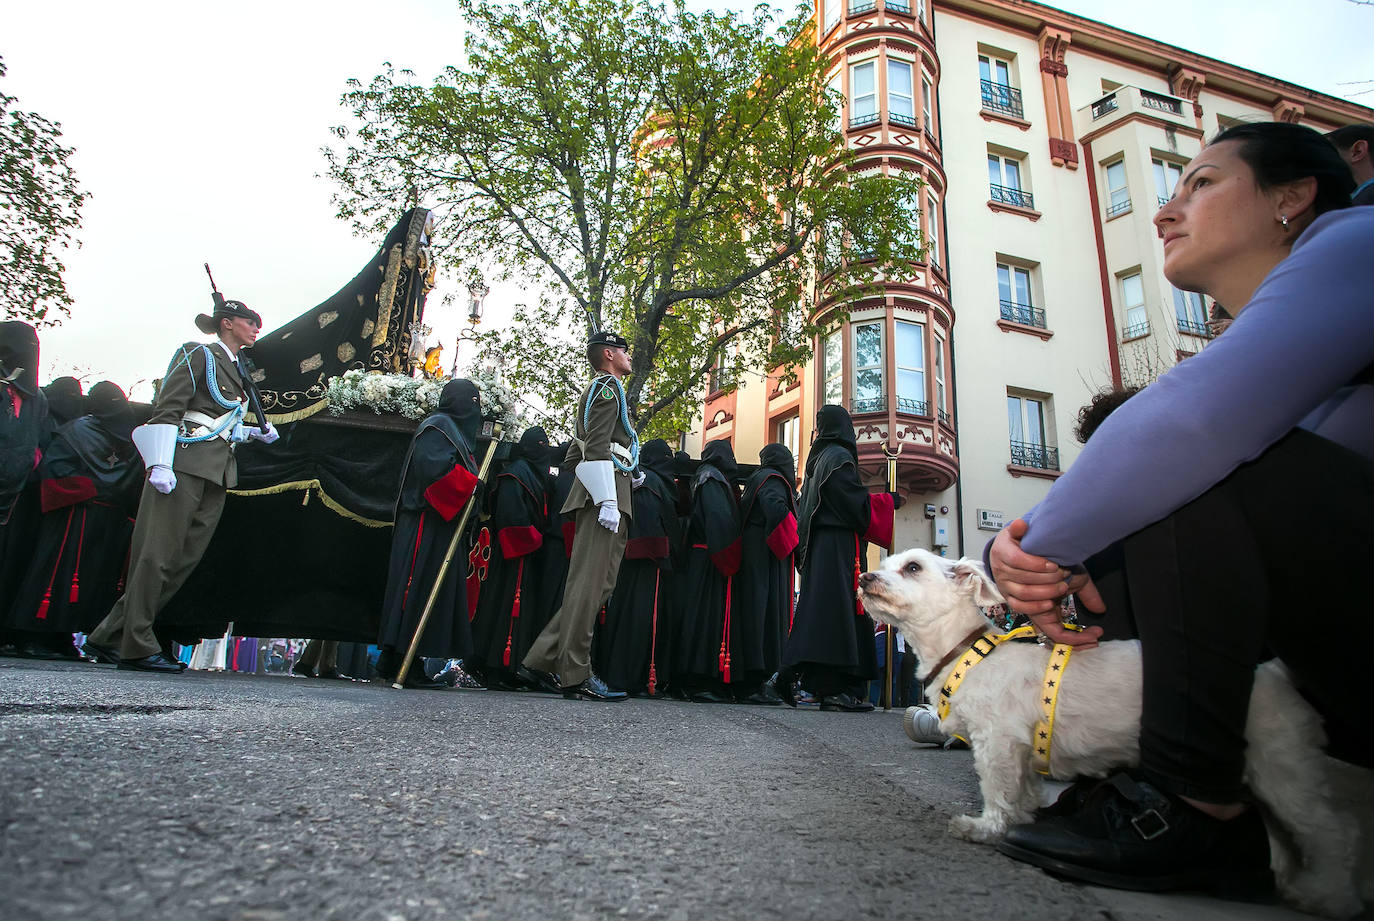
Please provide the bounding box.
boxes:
[937,408,951,427]
[999,300,1046,329]
[889,110,918,128]
[849,0,877,14]
[849,111,880,129]
[1122,319,1151,340]
[1078,85,1192,136]
[980,80,1024,120]
[1177,319,1212,338]
[886,0,912,13]
[1106,197,1133,218]
[897,396,928,416]
[850,395,886,415]
[1010,440,1059,471]
[990,183,1034,210]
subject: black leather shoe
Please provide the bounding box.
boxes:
[291,661,315,678]
[517,665,563,695]
[83,642,122,666]
[18,641,68,660]
[819,692,874,712]
[688,689,729,704]
[735,689,783,706]
[401,671,448,690]
[997,772,1274,899]
[561,673,627,701]
[769,670,798,708]
[317,667,355,681]
[118,652,184,673]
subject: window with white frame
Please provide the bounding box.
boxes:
[979,54,1022,118]
[888,59,915,126]
[997,262,1041,327]
[1007,392,1058,470]
[988,153,1032,209]
[1173,286,1208,335]
[917,0,926,21]
[925,193,940,269]
[1121,272,1147,338]
[853,321,884,412]
[1105,160,1131,217]
[933,335,947,421]
[850,61,877,126]
[823,328,843,405]
[823,0,840,33]
[776,413,800,459]
[827,72,843,132]
[921,76,933,132]
[1152,158,1183,207]
[895,320,926,414]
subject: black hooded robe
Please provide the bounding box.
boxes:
[671,439,741,698]
[530,441,573,629]
[0,322,51,645]
[732,444,799,694]
[7,391,144,640]
[378,380,482,669]
[469,427,553,685]
[783,406,895,697]
[594,439,680,696]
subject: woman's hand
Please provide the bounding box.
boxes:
[990,519,1103,647]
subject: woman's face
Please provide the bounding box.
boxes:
[1153,140,1288,299]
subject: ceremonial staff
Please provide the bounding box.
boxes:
[880,442,903,711]
[392,422,503,689]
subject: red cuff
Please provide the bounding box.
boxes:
[710,539,742,577]
[765,512,799,560]
[498,525,543,559]
[864,491,895,549]
[626,536,670,560]
[424,464,479,521]
[562,520,575,558]
[41,476,96,513]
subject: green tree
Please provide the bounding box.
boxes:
[0,57,88,327]
[327,0,921,436]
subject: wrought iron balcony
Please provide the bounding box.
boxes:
[990,183,1034,210]
[897,396,929,416]
[886,0,912,13]
[850,395,886,414]
[1091,93,1119,120]
[849,0,877,14]
[999,300,1046,329]
[1010,440,1059,471]
[980,80,1024,119]
[1106,197,1132,218]
[889,110,918,128]
[849,111,880,129]
[1177,319,1212,338]
[1139,90,1183,115]
[1122,319,1151,340]
[937,408,951,427]
[707,367,735,394]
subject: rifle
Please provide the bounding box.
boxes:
[205,263,270,433]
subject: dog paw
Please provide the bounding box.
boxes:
[948,813,1005,844]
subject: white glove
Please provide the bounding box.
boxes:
[597,500,620,532]
[631,471,646,489]
[248,423,280,444]
[149,465,177,495]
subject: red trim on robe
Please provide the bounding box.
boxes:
[710,538,742,577]
[561,521,575,558]
[41,476,97,513]
[864,491,895,550]
[625,536,670,560]
[764,511,799,560]
[424,464,479,521]
[497,525,543,559]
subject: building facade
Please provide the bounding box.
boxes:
[687,0,1372,561]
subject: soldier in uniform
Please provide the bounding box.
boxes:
[520,331,640,701]
[84,299,280,672]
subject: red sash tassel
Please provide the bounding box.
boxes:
[502,557,526,667]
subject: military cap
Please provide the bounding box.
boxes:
[195,300,263,335]
[587,330,629,351]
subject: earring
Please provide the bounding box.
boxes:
[1279,214,1290,230]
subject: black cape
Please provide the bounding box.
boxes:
[594,438,679,694]
[0,322,50,627]
[378,380,482,662]
[733,444,798,685]
[671,439,741,690]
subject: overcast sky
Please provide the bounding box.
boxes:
[4,0,1370,400]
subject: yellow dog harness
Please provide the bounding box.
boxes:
[935,623,1079,776]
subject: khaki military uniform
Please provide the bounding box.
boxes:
[523,374,635,686]
[88,342,247,658]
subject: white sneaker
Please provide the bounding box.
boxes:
[903,704,948,744]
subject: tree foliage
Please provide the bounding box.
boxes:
[0,57,88,327]
[326,0,921,435]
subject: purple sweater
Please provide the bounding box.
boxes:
[1014,207,1374,566]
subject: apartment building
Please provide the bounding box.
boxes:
[688,0,1372,561]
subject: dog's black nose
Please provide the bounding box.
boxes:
[858,572,878,586]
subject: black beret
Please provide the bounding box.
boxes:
[587,330,629,351]
[195,300,263,334]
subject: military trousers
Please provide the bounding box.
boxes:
[523,502,628,687]
[89,473,226,659]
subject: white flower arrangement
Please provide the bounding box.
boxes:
[323,369,528,440]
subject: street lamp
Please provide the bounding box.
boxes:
[467,280,490,325]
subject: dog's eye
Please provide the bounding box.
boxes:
[905,561,921,574]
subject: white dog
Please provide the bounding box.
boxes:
[858,548,1362,919]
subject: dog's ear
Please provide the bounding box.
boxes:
[952,559,1005,608]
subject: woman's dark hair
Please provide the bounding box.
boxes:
[1075,386,1141,445]
[1212,122,1354,218]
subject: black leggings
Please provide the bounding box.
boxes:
[1081,429,1374,803]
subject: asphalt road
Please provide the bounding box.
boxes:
[1,658,1367,921]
